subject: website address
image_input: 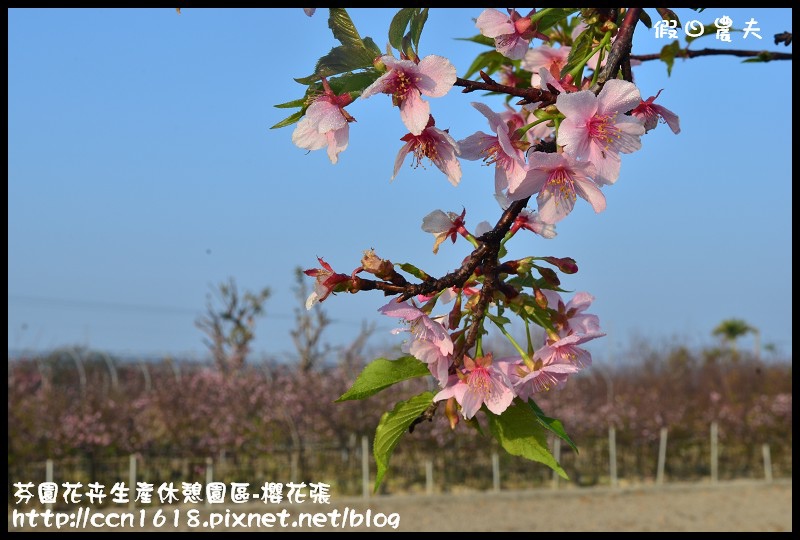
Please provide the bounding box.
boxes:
[11,507,401,530]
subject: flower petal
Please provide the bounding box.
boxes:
[573,177,606,214]
[597,79,642,115]
[476,8,514,38]
[399,90,430,135]
[416,55,457,97]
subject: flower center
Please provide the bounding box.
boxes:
[543,166,576,205]
[391,70,417,105]
[587,113,621,150]
[467,367,492,398]
[411,133,438,166]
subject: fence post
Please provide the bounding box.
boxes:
[45,459,54,511]
[491,452,500,492]
[710,422,719,484]
[205,457,213,508]
[425,460,434,496]
[551,438,561,489]
[128,454,137,510]
[656,427,668,485]
[289,450,299,484]
[762,443,773,483]
[609,426,618,488]
[361,435,369,499]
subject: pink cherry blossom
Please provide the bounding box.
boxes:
[421,208,468,254]
[303,257,351,309]
[378,300,453,356]
[360,54,456,135]
[498,356,581,402]
[434,354,515,419]
[393,116,462,186]
[291,78,355,164]
[458,102,528,194]
[508,151,605,224]
[542,290,603,337]
[500,103,553,145]
[511,208,557,238]
[535,331,603,370]
[631,89,681,134]
[494,192,557,238]
[379,300,454,387]
[407,338,452,387]
[476,8,547,60]
[556,79,646,185]
[522,45,571,87]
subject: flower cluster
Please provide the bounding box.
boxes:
[379,291,603,420]
[294,9,681,420]
[281,8,695,483]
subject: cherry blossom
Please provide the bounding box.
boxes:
[509,151,605,224]
[631,89,681,134]
[393,116,461,186]
[458,102,528,194]
[434,353,515,419]
[476,8,547,60]
[556,79,646,185]
[360,54,456,135]
[291,78,355,164]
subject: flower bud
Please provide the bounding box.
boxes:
[534,287,549,309]
[600,21,617,33]
[541,256,578,274]
[361,249,395,280]
[537,266,560,287]
[445,397,459,430]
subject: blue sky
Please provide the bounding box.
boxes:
[8,8,792,362]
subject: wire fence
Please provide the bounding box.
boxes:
[9,422,791,511]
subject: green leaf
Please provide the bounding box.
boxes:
[270,110,303,130]
[528,399,578,453]
[532,8,579,34]
[398,262,431,281]
[742,51,772,64]
[328,8,364,49]
[409,8,429,51]
[455,34,496,47]
[389,8,415,51]
[684,23,742,44]
[638,9,653,29]
[486,312,512,328]
[336,356,431,402]
[463,49,507,79]
[274,97,307,109]
[655,8,681,28]
[659,40,682,76]
[296,44,378,84]
[487,399,568,479]
[362,36,382,57]
[561,25,594,79]
[327,70,381,95]
[374,391,435,491]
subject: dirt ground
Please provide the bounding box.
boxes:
[8,479,791,532]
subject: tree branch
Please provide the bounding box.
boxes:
[454,75,558,107]
[631,48,792,62]
[591,7,641,91]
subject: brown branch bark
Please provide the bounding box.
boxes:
[454,75,558,107]
[591,7,641,91]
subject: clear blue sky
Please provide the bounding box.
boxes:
[8,8,793,362]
